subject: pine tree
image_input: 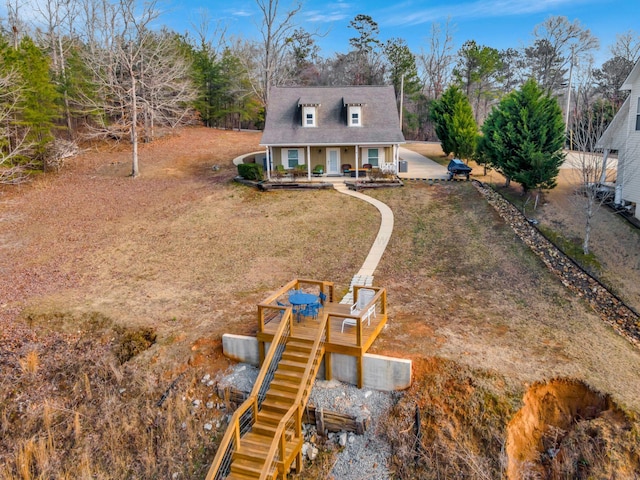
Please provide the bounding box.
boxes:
[430,85,477,160]
[478,79,565,193]
[2,36,60,169]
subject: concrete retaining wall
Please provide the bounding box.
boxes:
[221,333,412,391]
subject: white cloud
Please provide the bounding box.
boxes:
[228,8,254,18]
[303,1,352,23]
[384,0,595,26]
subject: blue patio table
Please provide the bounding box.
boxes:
[288,292,319,322]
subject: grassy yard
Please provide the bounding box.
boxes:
[1,129,639,479]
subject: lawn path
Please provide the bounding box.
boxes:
[332,183,394,304]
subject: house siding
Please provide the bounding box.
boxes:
[597,60,640,220]
[270,146,394,171]
[623,90,640,218]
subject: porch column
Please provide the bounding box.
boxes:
[599,148,609,185]
[307,145,311,180]
[355,145,359,180]
[394,144,399,173]
[615,147,625,205]
[266,147,271,181]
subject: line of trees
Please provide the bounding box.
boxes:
[1,0,639,183]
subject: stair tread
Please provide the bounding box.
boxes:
[226,473,261,480]
[263,395,295,407]
[282,351,309,360]
[271,376,302,385]
[278,360,306,371]
[287,337,314,345]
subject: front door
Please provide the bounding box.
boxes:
[326,148,340,175]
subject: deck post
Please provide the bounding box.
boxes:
[258,340,265,366]
[324,352,332,381]
[356,355,363,389]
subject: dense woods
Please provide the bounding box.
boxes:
[0,0,638,182]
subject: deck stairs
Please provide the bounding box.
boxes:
[207,309,326,480]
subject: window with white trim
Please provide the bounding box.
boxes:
[348,105,362,126]
[367,148,379,166]
[636,97,640,131]
[287,149,299,168]
[281,148,304,169]
[303,106,316,127]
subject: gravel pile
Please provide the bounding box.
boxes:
[216,364,396,479]
[308,379,395,479]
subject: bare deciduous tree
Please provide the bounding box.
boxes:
[79,0,196,177]
[526,16,599,93]
[418,19,455,99]
[610,30,640,64]
[253,0,301,106]
[570,102,637,255]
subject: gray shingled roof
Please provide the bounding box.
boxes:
[260,85,405,146]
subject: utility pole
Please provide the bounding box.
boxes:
[564,45,575,137]
[399,73,405,133]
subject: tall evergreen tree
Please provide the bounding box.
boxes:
[478,79,565,193]
[430,85,477,160]
[3,36,60,168]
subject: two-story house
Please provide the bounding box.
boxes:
[260,85,405,181]
[596,59,640,220]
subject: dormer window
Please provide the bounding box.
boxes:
[350,107,361,126]
[303,106,316,127]
[298,98,320,128]
[344,99,365,127]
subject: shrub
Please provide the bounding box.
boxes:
[113,326,157,364]
[237,163,263,181]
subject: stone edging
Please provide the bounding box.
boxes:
[473,181,640,349]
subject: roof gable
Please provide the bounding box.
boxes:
[261,86,405,146]
[596,95,630,149]
[621,59,640,90]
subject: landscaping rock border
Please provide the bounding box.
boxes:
[473,180,640,349]
[345,179,404,191]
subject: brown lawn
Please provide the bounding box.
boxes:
[1,129,639,479]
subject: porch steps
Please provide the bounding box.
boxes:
[340,274,375,304]
[225,336,321,479]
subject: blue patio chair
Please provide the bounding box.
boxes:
[312,291,327,313]
[277,300,298,318]
[300,303,319,320]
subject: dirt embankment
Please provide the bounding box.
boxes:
[507,379,638,479]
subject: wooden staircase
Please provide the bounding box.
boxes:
[226,337,316,480]
[206,305,327,480]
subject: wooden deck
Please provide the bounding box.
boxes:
[206,279,388,479]
[258,301,387,355]
[255,279,387,388]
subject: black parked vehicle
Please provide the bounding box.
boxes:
[447,158,472,179]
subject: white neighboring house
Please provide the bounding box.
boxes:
[596,60,640,220]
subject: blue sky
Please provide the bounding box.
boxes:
[164,0,639,66]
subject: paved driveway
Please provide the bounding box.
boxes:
[398,147,449,180]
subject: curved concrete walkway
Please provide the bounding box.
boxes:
[332,183,394,304]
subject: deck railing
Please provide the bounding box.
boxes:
[259,312,328,479]
[205,308,294,480]
[326,286,386,348]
